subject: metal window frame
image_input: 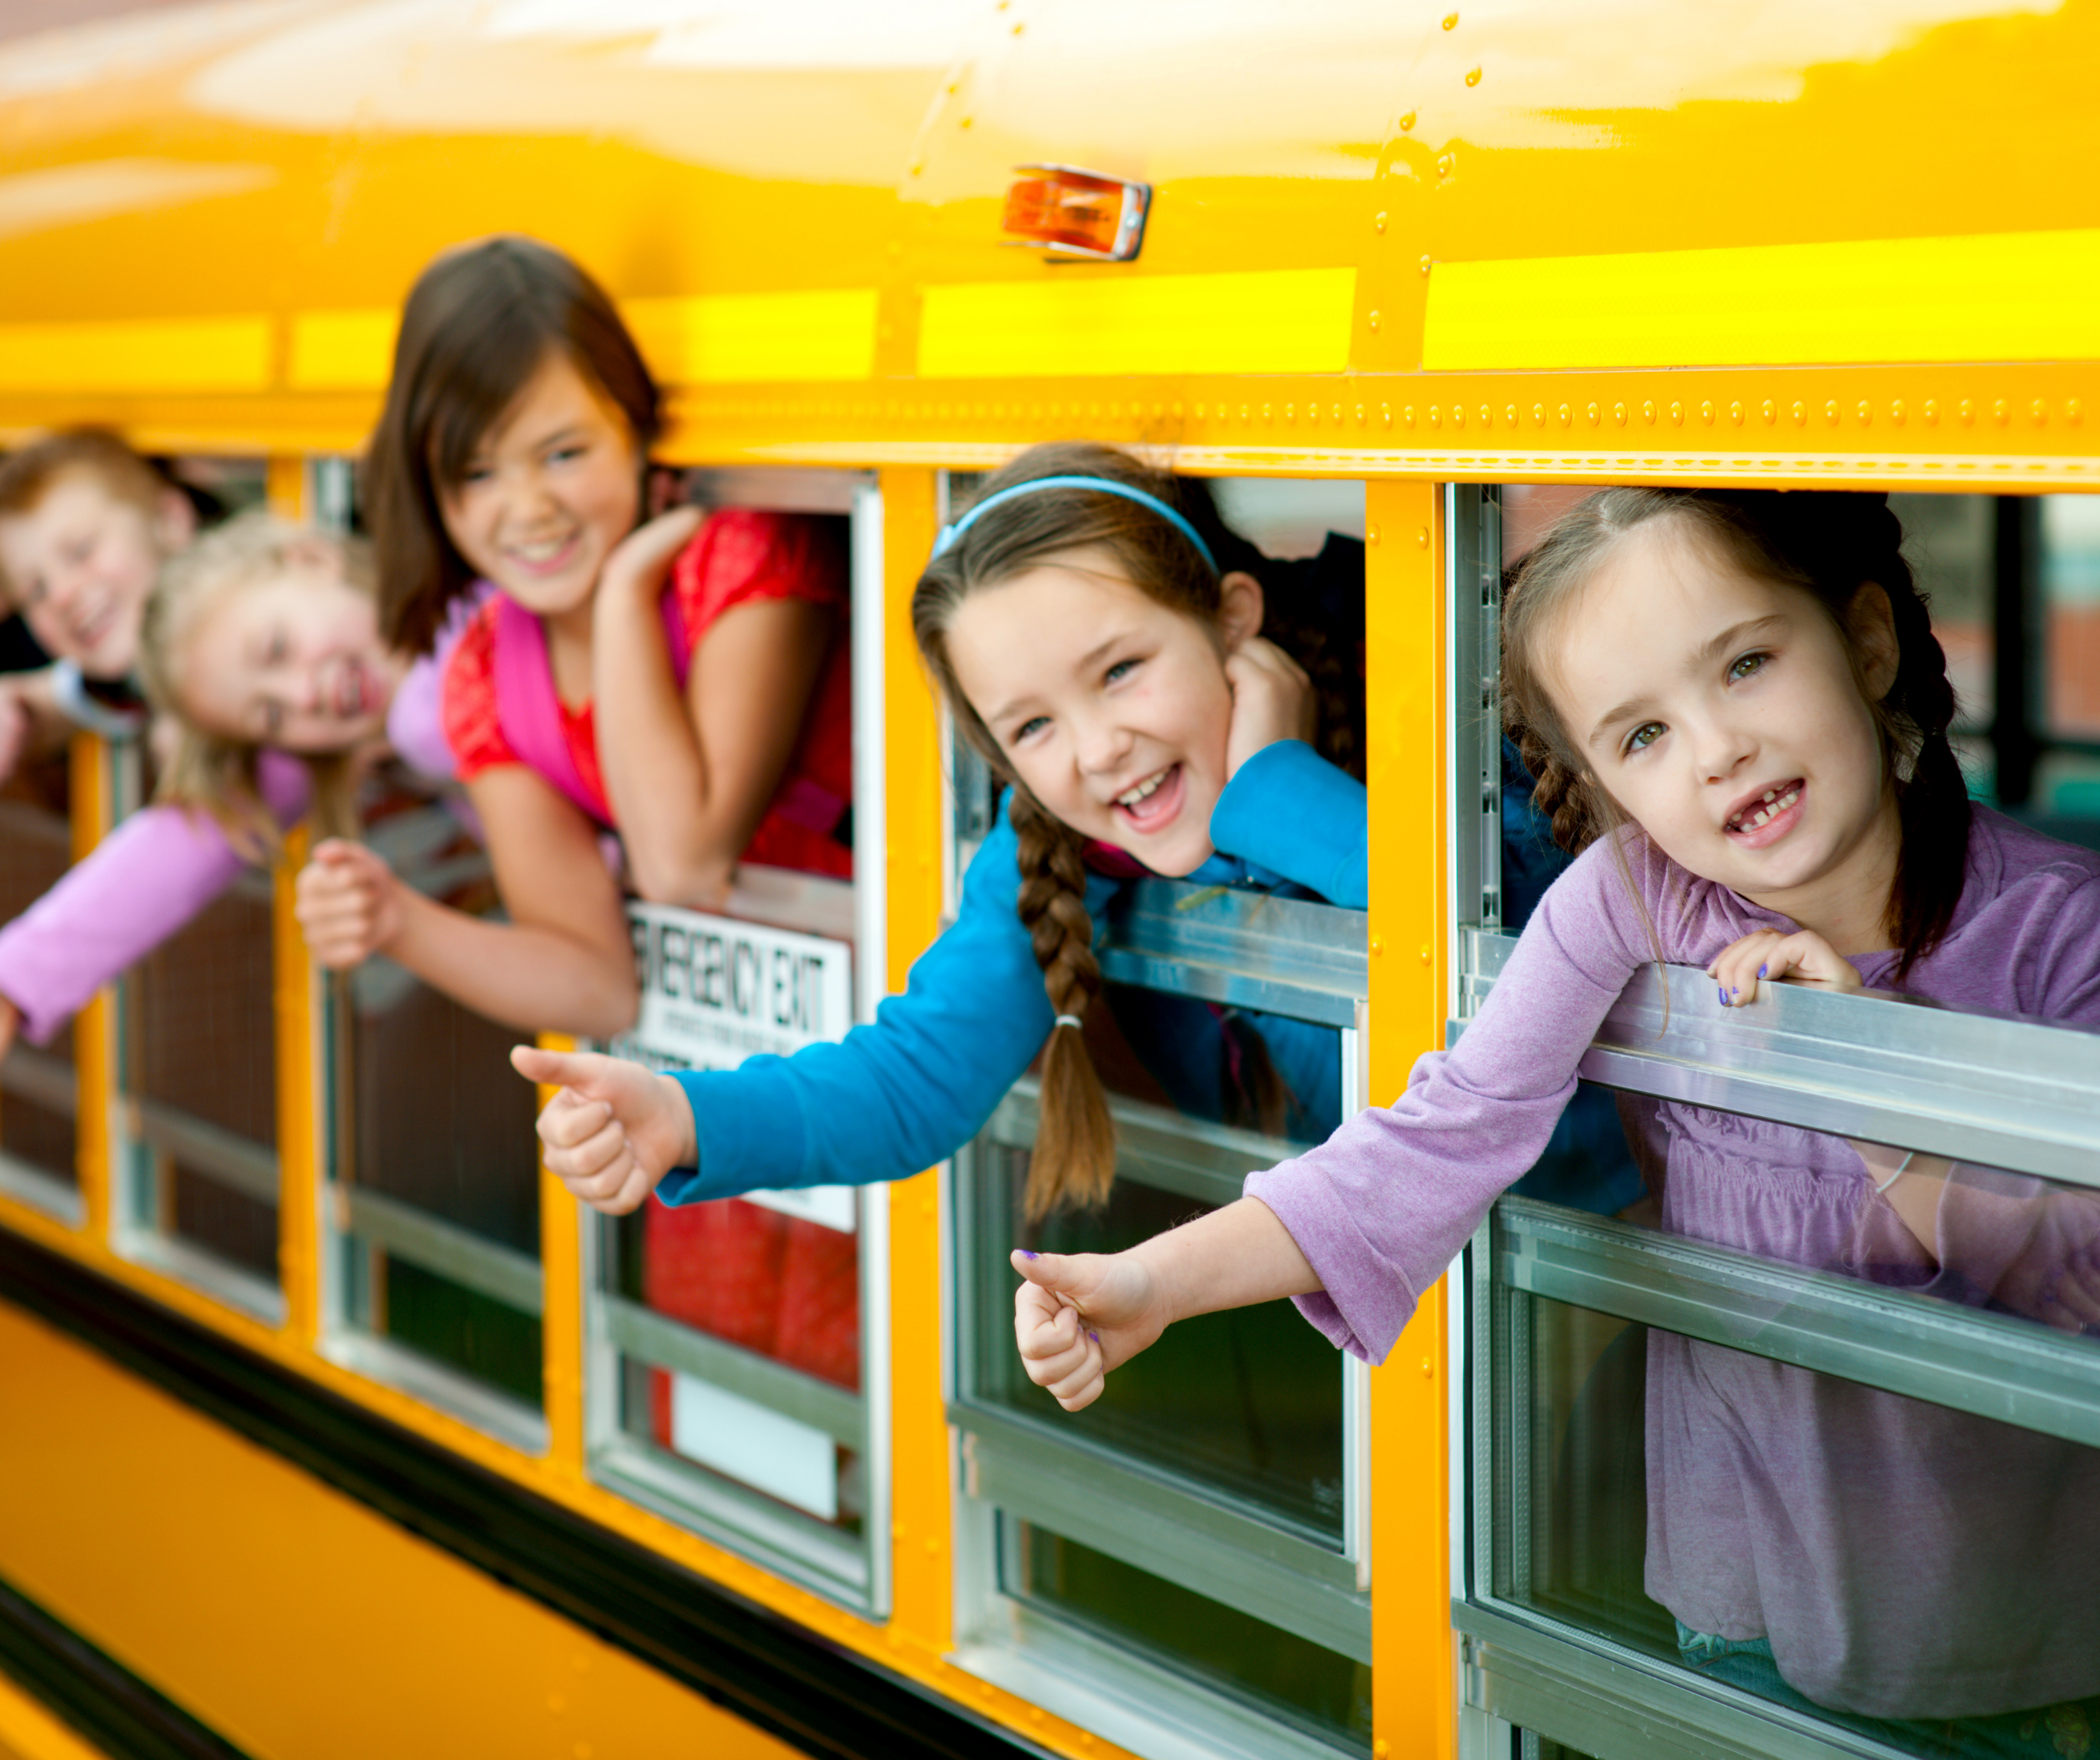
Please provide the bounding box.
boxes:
[1445,481,2100,1760]
[572,470,893,1616]
[936,462,1376,1754]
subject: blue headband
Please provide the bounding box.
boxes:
[931,474,1219,577]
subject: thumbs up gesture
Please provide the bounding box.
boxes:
[510,1045,697,1215]
[1010,1246,1174,1412]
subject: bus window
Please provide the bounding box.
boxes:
[575,469,883,1608]
[2036,496,2100,834]
[1453,484,2100,1760]
[948,475,1375,1757]
[0,793,79,1220]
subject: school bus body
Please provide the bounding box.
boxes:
[0,4,2092,1759]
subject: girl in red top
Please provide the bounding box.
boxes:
[294,236,858,1397]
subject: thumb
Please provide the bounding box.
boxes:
[310,837,367,868]
[1011,1248,1091,1301]
[510,1044,600,1093]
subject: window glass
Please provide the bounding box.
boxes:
[328,780,545,1413]
[2041,494,2100,745]
[1005,1520,1373,1748]
[122,867,280,1293]
[1495,1283,2100,1755]
[0,797,78,1205]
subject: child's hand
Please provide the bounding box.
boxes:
[508,1046,696,1215]
[1708,928,1861,1008]
[294,838,402,969]
[1223,636,1315,778]
[599,505,705,603]
[0,994,19,1064]
[1011,1247,1174,1412]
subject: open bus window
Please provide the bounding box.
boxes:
[1461,482,2100,1759]
[948,474,1374,1756]
[569,467,884,1608]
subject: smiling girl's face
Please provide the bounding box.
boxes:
[1547,519,1904,947]
[436,349,641,622]
[176,557,403,753]
[943,550,1262,877]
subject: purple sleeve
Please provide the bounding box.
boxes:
[0,755,310,1044]
[385,590,485,782]
[1244,837,1647,1362]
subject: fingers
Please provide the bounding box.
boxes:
[1707,929,1861,1008]
[1014,1273,1105,1410]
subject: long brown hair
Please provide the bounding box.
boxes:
[365,237,660,655]
[913,442,1362,1218]
[1502,489,1968,981]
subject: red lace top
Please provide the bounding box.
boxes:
[442,509,853,877]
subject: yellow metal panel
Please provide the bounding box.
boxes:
[286,309,398,393]
[538,1031,585,1478]
[66,736,112,1246]
[623,292,881,384]
[0,318,271,395]
[917,269,1358,379]
[0,1671,107,1760]
[876,469,950,1664]
[1426,229,2100,372]
[0,1298,798,1760]
[1363,483,1457,1760]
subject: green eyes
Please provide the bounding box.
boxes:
[1626,722,1663,752]
[1728,652,1768,682]
[1620,652,1770,756]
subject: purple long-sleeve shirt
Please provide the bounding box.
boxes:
[1248,807,2100,1719]
[0,629,462,1045]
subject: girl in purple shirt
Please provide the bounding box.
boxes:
[1013,489,2100,1741]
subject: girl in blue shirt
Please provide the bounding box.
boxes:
[514,440,1375,1220]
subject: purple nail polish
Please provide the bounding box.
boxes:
[1758,963,1768,978]
[1019,1249,1038,1260]
[1731,986,1740,998]
[1089,1331,1100,1343]
[1718,984,1728,1005]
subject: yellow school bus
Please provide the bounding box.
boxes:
[0,4,2094,1759]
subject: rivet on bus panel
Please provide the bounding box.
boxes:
[1729,402,1743,424]
[1370,935,1385,953]
[1825,399,1840,424]
[1586,402,1600,425]
[1891,399,1906,425]
[959,114,974,129]
[1924,398,1940,424]
[1466,66,1482,84]
[2069,398,2082,425]
[1263,402,1273,422]
[1420,254,1433,276]
[1506,404,1518,427]
[1443,11,1459,26]
[1375,211,1389,233]
[1334,402,1344,423]
[1420,942,1432,958]
[1702,400,1716,424]
[1368,309,1381,331]
[2032,399,2048,425]
[1422,1357,1435,1376]
[1960,398,1975,424]
[1858,400,1872,426]
[1535,402,1547,425]
[1615,402,1628,425]
[1286,402,1297,423]
[1402,404,1416,426]
[1400,111,1417,131]
[1430,404,1442,427]
[1560,403,1573,426]
[1356,402,1367,424]
[1479,404,1492,428]
[1994,399,2009,424]
[1453,404,1466,428]
[1643,400,1657,424]
[1437,152,1455,177]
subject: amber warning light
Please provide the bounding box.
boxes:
[1001,164,1149,262]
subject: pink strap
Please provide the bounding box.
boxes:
[490,595,605,824]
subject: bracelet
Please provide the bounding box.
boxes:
[1054,1014,1084,1031]
[1875,1151,1916,1195]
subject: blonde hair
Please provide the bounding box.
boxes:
[139,511,372,858]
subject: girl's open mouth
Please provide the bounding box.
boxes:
[502,529,582,579]
[1112,763,1185,834]
[1725,780,1805,849]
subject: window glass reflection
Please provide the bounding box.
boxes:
[0,797,77,1193]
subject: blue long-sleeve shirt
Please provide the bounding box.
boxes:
[658,738,1365,1203]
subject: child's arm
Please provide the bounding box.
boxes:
[1011,1198,1319,1410]
[0,750,312,1049]
[591,509,836,907]
[295,768,638,1038]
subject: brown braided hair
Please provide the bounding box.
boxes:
[914,442,1357,1216]
[1503,489,1968,980]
